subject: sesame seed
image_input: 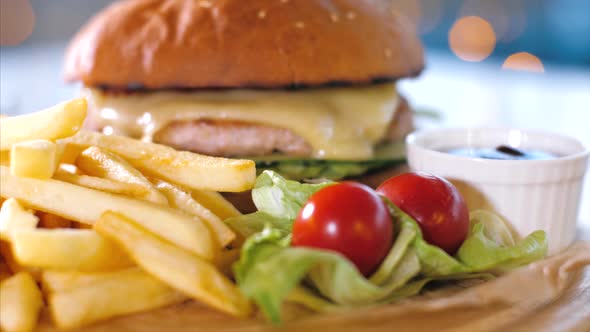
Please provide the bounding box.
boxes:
[330,13,340,22]
[384,48,393,57]
[258,10,267,19]
[294,21,305,29]
[280,0,289,3]
[346,11,356,20]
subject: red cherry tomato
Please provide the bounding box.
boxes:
[376,172,469,255]
[292,182,393,276]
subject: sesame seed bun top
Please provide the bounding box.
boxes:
[64,0,425,89]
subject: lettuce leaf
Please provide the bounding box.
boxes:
[225,211,291,238]
[386,203,547,277]
[456,211,547,271]
[252,170,333,219]
[369,224,417,285]
[286,286,343,313]
[386,201,471,276]
[227,171,548,324]
[251,141,406,180]
[233,221,420,323]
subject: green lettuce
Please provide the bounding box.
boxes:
[225,211,291,238]
[251,170,333,220]
[386,202,471,277]
[456,211,548,271]
[233,221,420,324]
[251,141,406,180]
[227,171,548,323]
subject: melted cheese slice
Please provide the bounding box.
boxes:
[85,83,399,159]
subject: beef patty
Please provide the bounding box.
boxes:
[150,96,412,158]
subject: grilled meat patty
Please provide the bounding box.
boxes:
[149,96,412,158]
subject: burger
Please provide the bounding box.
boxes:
[64,0,424,201]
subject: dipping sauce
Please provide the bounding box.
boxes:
[446,145,557,160]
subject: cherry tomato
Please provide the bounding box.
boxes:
[376,172,469,255]
[292,182,393,276]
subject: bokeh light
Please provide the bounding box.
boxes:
[449,16,496,62]
[0,0,35,46]
[502,52,544,73]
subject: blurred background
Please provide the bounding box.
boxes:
[3,0,590,64]
[2,0,589,112]
[2,0,589,113]
[1,0,589,226]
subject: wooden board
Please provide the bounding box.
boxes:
[37,242,590,332]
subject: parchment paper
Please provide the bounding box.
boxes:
[37,241,590,332]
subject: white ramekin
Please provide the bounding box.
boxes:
[406,127,589,255]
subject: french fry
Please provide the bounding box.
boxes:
[55,142,84,165]
[0,198,39,240]
[0,242,42,281]
[0,272,43,332]
[10,139,57,179]
[0,98,87,150]
[42,269,115,293]
[41,267,181,294]
[0,166,215,260]
[10,229,133,272]
[0,150,9,166]
[46,268,186,329]
[65,131,256,192]
[153,179,235,247]
[57,163,82,175]
[191,190,242,220]
[37,212,72,229]
[53,141,66,170]
[95,212,251,317]
[0,241,25,275]
[76,146,168,205]
[0,199,41,278]
[53,169,150,198]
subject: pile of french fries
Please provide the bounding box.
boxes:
[0,99,256,331]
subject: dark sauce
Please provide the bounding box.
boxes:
[446,145,556,160]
